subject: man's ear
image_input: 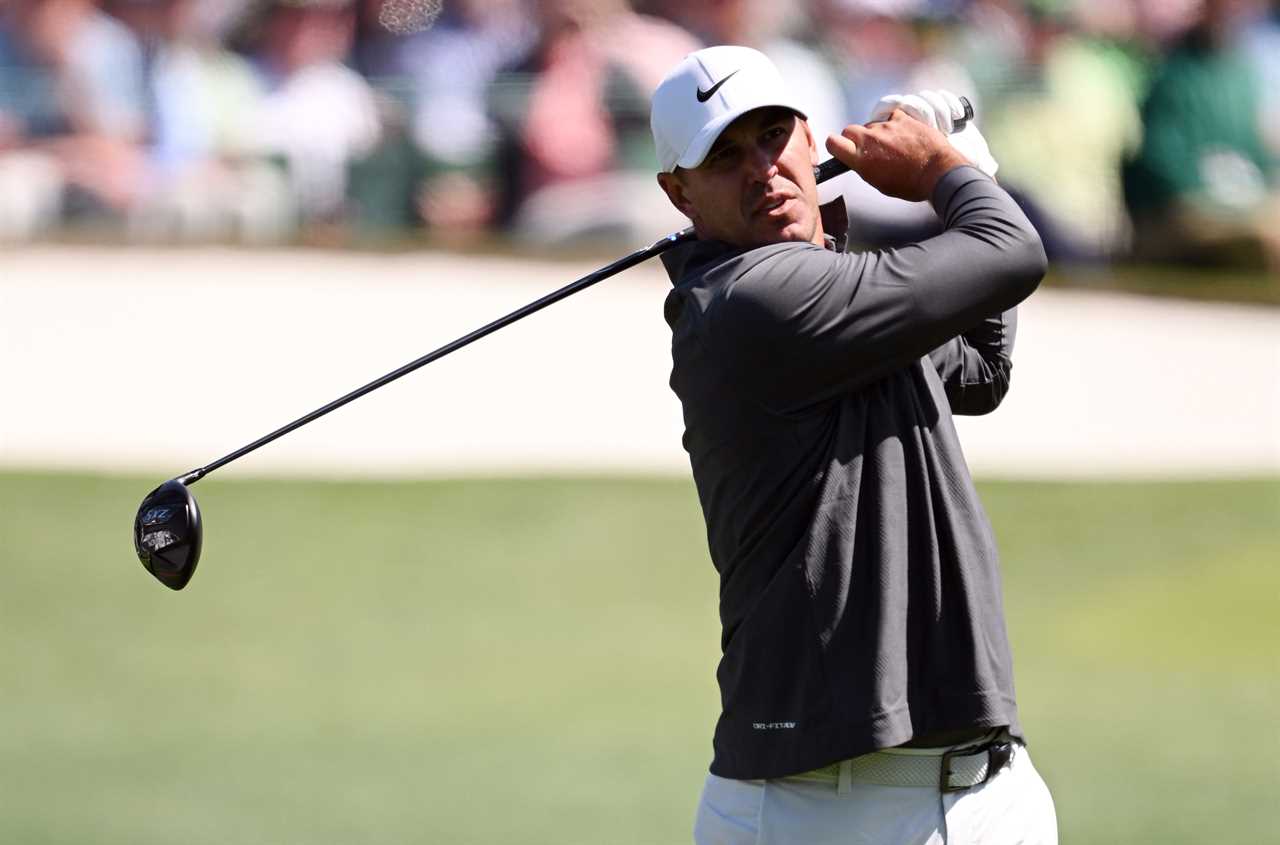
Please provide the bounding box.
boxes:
[657,171,699,225]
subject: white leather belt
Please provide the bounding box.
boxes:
[789,734,1017,793]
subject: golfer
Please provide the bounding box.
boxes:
[651,46,1057,844]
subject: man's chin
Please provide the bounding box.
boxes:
[751,219,813,247]
[706,216,815,248]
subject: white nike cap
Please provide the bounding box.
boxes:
[650,45,809,173]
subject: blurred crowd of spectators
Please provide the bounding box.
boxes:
[1,0,1277,268]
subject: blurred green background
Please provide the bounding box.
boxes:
[2,472,1276,844]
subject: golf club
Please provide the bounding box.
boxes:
[133,99,975,590]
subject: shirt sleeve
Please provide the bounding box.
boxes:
[705,166,1046,415]
[928,308,1017,416]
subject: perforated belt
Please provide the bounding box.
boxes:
[789,734,1016,793]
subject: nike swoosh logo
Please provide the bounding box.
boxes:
[696,70,739,102]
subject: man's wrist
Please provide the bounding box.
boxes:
[921,149,971,197]
[928,162,999,217]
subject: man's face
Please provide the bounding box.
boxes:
[657,107,824,249]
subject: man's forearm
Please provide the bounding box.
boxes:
[913,166,1046,325]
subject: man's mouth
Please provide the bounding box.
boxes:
[755,195,792,218]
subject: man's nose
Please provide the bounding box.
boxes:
[743,144,779,182]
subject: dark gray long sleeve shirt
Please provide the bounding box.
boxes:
[661,166,1047,780]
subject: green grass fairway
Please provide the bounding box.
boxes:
[2,474,1276,844]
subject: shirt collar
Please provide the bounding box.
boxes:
[819,197,848,253]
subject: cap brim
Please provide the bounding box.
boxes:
[674,104,809,171]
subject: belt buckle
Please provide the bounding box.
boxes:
[939,739,1014,793]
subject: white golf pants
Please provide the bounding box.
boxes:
[693,742,1057,845]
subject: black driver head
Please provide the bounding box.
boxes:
[134,479,202,590]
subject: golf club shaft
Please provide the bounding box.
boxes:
[176,228,697,485]
[177,156,857,485]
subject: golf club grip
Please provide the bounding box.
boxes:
[814,158,850,183]
[813,97,974,185]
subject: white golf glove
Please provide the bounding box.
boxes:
[869,89,999,178]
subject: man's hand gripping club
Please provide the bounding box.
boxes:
[825,109,972,204]
[825,90,997,203]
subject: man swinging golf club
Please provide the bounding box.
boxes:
[652,46,1057,844]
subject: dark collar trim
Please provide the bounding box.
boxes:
[819,197,849,252]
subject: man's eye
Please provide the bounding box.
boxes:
[708,148,735,166]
